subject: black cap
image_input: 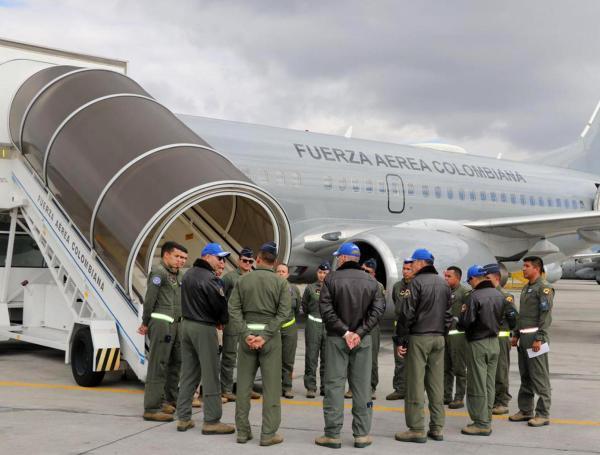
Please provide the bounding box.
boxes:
[483,263,501,275]
[260,241,278,256]
[240,247,254,258]
[318,261,331,271]
[362,258,377,271]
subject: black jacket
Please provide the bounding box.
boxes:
[396,265,452,338]
[319,261,385,338]
[181,259,228,325]
[458,280,517,341]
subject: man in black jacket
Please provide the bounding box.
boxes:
[315,243,385,450]
[458,265,517,436]
[395,248,452,444]
[175,243,235,435]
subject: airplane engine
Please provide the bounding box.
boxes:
[543,262,563,283]
[349,224,498,317]
[2,61,291,297]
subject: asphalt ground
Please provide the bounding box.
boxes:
[1,279,599,454]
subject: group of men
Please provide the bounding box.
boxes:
[139,239,554,448]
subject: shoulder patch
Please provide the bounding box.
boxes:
[151,275,162,286]
[219,287,225,297]
[543,288,551,295]
[461,303,467,313]
[507,296,514,303]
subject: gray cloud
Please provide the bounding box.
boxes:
[2,0,600,160]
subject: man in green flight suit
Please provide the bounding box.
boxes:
[443,266,470,409]
[458,265,517,436]
[138,241,188,422]
[345,258,385,400]
[228,241,291,446]
[509,256,554,427]
[303,262,331,398]
[276,263,302,399]
[220,247,257,402]
[386,258,414,401]
[483,263,519,415]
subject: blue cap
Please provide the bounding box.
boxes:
[483,263,500,275]
[260,241,278,256]
[467,265,486,281]
[201,242,231,258]
[240,247,254,258]
[411,248,434,262]
[403,257,415,264]
[333,242,361,258]
[362,258,377,271]
[318,261,331,271]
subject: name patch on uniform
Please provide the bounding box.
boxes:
[543,288,551,295]
[152,276,162,286]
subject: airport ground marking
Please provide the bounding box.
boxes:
[2,382,600,427]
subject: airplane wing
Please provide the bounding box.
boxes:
[464,211,600,238]
[572,252,600,260]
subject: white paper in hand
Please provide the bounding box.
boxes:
[527,342,550,358]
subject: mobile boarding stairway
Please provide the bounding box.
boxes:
[0,39,290,386]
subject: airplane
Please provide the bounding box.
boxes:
[561,246,600,284]
[3,38,600,384]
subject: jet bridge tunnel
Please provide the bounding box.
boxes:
[6,61,291,297]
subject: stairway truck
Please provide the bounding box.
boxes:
[0,38,291,385]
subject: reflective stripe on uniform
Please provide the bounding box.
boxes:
[247,323,267,331]
[448,329,464,335]
[281,318,296,329]
[520,327,539,334]
[498,331,511,337]
[151,312,175,323]
[308,314,323,323]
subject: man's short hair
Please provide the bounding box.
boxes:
[523,256,544,272]
[161,241,187,257]
[277,263,289,271]
[446,266,462,278]
[258,250,277,264]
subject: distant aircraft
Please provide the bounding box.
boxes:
[561,247,600,284]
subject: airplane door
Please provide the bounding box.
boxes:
[386,174,405,214]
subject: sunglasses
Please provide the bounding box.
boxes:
[215,256,226,262]
[241,258,254,264]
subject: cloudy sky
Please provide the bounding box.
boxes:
[2,0,600,160]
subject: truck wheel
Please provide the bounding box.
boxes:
[71,327,105,387]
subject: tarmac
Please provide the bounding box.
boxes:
[1,279,599,454]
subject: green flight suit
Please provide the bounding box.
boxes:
[495,286,518,407]
[466,337,499,428]
[220,268,245,394]
[228,265,291,440]
[302,282,327,393]
[444,284,469,402]
[391,278,410,394]
[142,262,182,413]
[281,283,302,393]
[516,278,554,418]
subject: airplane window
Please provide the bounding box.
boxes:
[447,188,454,199]
[500,193,507,203]
[510,194,517,204]
[480,191,487,201]
[323,176,333,190]
[365,179,373,193]
[288,171,301,187]
[572,199,577,209]
[547,198,553,207]
[469,191,476,201]
[273,170,284,185]
[538,196,545,207]
[556,198,562,208]
[434,186,442,198]
[529,196,536,206]
[459,189,465,200]
[338,177,347,191]
[391,182,400,195]
[422,185,430,197]
[520,194,526,205]
[407,183,415,195]
[564,199,570,209]
[490,192,497,202]
[352,178,360,192]
[378,181,386,193]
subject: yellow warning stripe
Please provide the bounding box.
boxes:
[95,348,121,372]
